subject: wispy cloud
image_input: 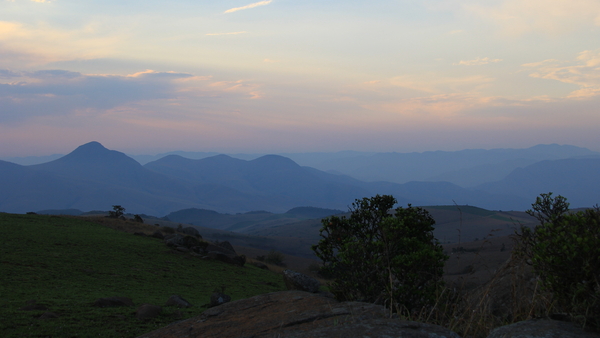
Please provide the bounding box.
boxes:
[206,31,247,36]
[224,0,272,14]
[523,50,600,98]
[463,0,600,36]
[0,69,262,123]
[454,57,503,66]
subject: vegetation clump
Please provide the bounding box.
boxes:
[312,195,447,312]
[515,193,600,326]
[108,205,125,219]
[256,249,286,267]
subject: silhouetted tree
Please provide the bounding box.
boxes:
[109,205,125,218]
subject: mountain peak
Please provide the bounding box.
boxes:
[37,141,140,168]
[71,141,109,155]
[252,154,299,167]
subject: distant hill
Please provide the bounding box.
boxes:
[162,207,341,233]
[477,158,600,209]
[292,144,599,186]
[283,207,344,219]
[1,141,599,216]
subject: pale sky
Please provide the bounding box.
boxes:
[1,0,600,156]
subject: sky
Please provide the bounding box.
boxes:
[1,0,599,157]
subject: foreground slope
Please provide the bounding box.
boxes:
[0,213,284,338]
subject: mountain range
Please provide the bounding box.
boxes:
[0,141,598,215]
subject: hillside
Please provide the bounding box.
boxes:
[154,205,536,260]
[0,213,285,338]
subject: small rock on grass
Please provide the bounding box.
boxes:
[166,295,193,308]
[136,304,162,320]
[209,292,231,308]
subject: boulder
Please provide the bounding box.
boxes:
[136,291,462,338]
[283,269,320,293]
[136,304,162,320]
[151,231,165,240]
[181,227,201,238]
[206,243,236,256]
[209,292,231,308]
[165,295,193,308]
[252,262,269,270]
[487,318,600,338]
[216,241,235,253]
[164,234,185,247]
[93,297,134,308]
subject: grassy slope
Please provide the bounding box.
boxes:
[0,213,285,338]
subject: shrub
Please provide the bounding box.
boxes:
[516,193,600,325]
[312,195,447,311]
[108,205,125,219]
[265,250,286,267]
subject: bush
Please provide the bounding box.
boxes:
[312,195,447,311]
[108,205,125,219]
[265,250,286,267]
[516,193,600,324]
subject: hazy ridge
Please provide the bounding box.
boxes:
[1,142,599,216]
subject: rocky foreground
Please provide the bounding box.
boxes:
[137,290,598,338]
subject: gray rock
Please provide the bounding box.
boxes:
[283,269,320,293]
[164,234,185,247]
[181,227,201,238]
[209,292,231,308]
[136,304,162,320]
[216,241,235,254]
[166,295,193,308]
[487,318,600,338]
[137,290,462,338]
[252,262,269,270]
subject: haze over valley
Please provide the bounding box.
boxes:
[1,141,598,218]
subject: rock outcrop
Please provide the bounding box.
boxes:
[283,269,321,293]
[487,318,599,338]
[136,304,162,320]
[165,295,193,308]
[137,290,461,338]
[181,227,201,238]
[209,292,231,308]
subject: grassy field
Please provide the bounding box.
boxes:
[0,213,286,337]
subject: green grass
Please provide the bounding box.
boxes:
[489,214,514,222]
[0,213,285,337]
